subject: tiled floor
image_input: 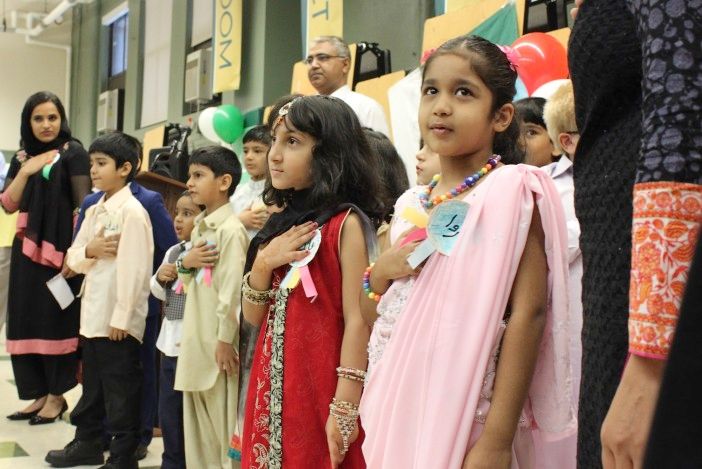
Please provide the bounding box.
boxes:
[0,327,163,468]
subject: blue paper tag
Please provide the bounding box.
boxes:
[427,200,469,255]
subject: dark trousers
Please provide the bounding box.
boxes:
[71,337,142,459]
[101,313,159,447]
[139,313,159,446]
[159,356,185,469]
[11,352,78,400]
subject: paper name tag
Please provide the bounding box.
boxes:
[97,212,121,237]
[407,239,437,269]
[406,201,470,268]
[427,200,469,255]
[290,229,322,268]
[280,228,322,301]
[46,273,75,310]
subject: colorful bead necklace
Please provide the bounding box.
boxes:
[419,155,501,210]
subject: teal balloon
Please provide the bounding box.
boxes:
[213,105,244,144]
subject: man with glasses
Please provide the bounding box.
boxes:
[306,36,390,136]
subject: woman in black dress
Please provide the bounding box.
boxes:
[1,91,90,424]
[569,1,702,467]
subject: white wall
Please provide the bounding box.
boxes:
[0,34,69,153]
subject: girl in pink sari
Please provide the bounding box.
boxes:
[359,35,576,469]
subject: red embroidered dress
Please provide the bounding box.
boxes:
[242,211,366,469]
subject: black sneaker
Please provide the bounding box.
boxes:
[99,454,138,469]
[45,439,104,467]
[135,443,148,460]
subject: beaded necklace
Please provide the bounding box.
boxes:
[419,154,501,210]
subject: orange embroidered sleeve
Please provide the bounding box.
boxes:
[629,182,702,359]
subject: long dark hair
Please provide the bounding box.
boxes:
[262,95,385,225]
[20,91,73,156]
[363,128,409,222]
[423,35,523,164]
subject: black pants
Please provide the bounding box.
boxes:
[11,352,78,400]
[71,337,142,459]
[159,356,185,469]
[138,313,159,447]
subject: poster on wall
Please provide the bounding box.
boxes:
[213,0,243,92]
[303,0,343,56]
[437,0,503,15]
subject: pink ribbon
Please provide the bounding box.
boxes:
[298,265,318,302]
[400,227,428,247]
[195,266,213,286]
[497,45,521,72]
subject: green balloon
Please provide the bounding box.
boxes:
[213,104,244,144]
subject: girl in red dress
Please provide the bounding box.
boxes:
[240,95,383,469]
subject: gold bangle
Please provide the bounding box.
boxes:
[242,272,273,305]
[336,366,367,380]
[338,373,365,383]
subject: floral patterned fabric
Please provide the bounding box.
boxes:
[629,182,702,358]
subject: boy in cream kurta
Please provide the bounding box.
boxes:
[46,132,153,469]
[174,146,247,469]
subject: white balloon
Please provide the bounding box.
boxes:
[198,107,220,143]
[531,79,570,100]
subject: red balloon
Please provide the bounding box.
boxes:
[511,33,569,95]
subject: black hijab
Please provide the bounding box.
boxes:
[20,91,74,156]
[12,92,88,268]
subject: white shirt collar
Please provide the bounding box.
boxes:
[330,84,351,98]
[548,155,573,179]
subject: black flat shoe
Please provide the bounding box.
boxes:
[6,409,40,420]
[29,401,68,425]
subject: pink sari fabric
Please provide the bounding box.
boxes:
[360,165,576,469]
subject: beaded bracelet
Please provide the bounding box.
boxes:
[176,256,194,275]
[242,272,273,305]
[362,264,383,302]
[329,398,360,455]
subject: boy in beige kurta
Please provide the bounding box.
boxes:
[174,146,248,469]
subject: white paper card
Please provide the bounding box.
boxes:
[46,273,75,310]
[407,238,437,269]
